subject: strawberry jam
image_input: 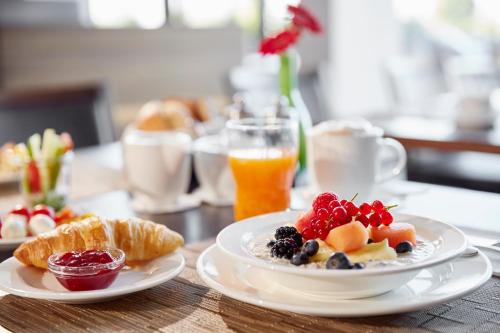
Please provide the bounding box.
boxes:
[48,249,125,291]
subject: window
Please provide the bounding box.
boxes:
[88,0,166,29]
[393,0,500,38]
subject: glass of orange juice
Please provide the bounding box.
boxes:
[226,118,298,221]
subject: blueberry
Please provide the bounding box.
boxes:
[395,241,413,253]
[290,252,309,266]
[352,262,365,269]
[367,239,373,244]
[326,252,351,269]
[303,240,319,256]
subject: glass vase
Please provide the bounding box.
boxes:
[279,48,312,174]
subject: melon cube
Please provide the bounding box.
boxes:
[347,239,397,263]
[370,222,417,248]
[325,221,369,253]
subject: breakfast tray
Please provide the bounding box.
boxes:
[0,239,498,333]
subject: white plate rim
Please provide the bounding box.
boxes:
[0,252,185,301]
[0,237,33,246]
[197,244,492,317]
[216,211,468,277]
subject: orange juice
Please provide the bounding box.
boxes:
[229,148,297,221]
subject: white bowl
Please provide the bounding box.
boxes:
[216,211,467,299]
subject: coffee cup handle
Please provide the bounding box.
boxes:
[376,138,407,183]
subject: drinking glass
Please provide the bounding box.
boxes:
[226,118,298,221]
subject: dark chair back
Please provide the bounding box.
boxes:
[0,83,114,147]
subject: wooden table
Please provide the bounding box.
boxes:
[1,143,500,332]
[372,116,500,154]
[0,238,499,333]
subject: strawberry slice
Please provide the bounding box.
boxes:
[27,160,41,193]
[295,209,316,233]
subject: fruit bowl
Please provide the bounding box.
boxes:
[216,211,467,299]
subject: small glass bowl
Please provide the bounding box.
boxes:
[48,248,125,291]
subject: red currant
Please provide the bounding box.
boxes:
[311,219,324,231]
[316,208,329,221]
[344,202,359,216]
[302,228,315,240]
[317,228,329,240]
[326,220,336,231]
[328,200,341,212]
[340,199,348,206]
[312,192,338,212]
[369,213,381,227]
[371,200,384,213]
[359,202,372,215]
[357,214,369,227]
[332,206,348,223]
[380,210,393,225]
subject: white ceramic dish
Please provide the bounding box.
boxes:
[0,172,19,185]
[216,211,467,298]
[0,252,185,304]
[0,237,33,251]
[198,244,492,317]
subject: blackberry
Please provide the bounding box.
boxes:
[270,238,298,259]
[266,240,276,248]
[275,226,297,239]
[275,226,303,247]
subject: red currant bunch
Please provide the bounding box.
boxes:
[299,193,397,242]
[356,200,395,228]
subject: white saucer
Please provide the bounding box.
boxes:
[191,188,233,207]
[0,237,33,251]
[0,172,20,185]
[197,244,492,317]
[0,252,185,304]
[132,194,201,214]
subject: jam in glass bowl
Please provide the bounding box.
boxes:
[48,249,125,291]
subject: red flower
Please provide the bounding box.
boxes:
[259,28,300,55]
[288,5,322,34]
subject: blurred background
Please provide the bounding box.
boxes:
[1,0,500,193]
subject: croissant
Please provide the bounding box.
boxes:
[14,216,184,269]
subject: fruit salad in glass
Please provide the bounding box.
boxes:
[15,129,74,210]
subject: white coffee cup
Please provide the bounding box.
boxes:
[122,126,192,212]
[193,135,235,206]
[307,120,407,201]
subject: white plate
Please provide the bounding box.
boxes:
[216,211,467,298]
[0,172,19,185]
[0,252,185,303]
[131,194,201,214]
[0,237,33,251]
[197,244,492,317]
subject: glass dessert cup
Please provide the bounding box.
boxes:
[21,152,73,211]
[48,248,125,292]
